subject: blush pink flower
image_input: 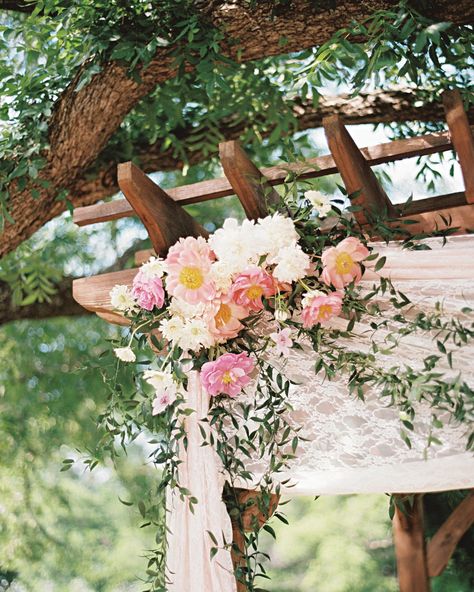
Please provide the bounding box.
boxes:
[200,352,255,397]
[206,296,249,341]
[269,327,293,356]
[321,237,369,289]
[132,270,165,311]
[152,390,177,415]
[301,291,343,328]
[230,267,275,312]
[165,236,216,304]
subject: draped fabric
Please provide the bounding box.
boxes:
[166,235,474,591]
[166,372,236,592]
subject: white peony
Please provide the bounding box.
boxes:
[114,346,136,362]
[140,256,167,279]
[270,245,311,283]
[110,285,137,311]
[159,316,186,346]
[255,213,300,258]
[181,318,215,352]
[208,218,261,273]
[304,190,332,218]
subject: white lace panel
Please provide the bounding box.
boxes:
[228,236,474,495]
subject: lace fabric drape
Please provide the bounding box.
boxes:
[236,235,474,494]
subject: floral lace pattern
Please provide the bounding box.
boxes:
[233,236,474,494]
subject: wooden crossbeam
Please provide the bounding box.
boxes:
[394,202,474,236]
[117,162,208,255]
[393,495,430,592]
[73,128,464,227]
[72,268,139,323]
[443,90,474,203]
[427,492,474,577]
[219,140,280,219]
[323,114,397,224]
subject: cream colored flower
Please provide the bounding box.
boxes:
[209,261,233,293]
[181,318,215,352]
[140,256,167,279]
[305,190,332,218]
[110,285,137,311]
[114,346,136,362]
[159,316,186,346]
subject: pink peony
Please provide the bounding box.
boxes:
[321,237,369,289]
[206,296,249,341]
[165,236,216,304]
[230,267,275,312]
[132,270,165,311]
[200,352,255,397]
[301,291,343,328]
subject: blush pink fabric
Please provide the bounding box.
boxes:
[166,371,236,592]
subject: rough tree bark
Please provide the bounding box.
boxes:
[1,0,473,258]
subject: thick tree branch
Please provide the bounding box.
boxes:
[1,0,473,258]
[67,89,474,209]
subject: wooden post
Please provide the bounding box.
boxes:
[323,115,397,224]
[443,89,474,203]
[117,162,208,255]
[219,140,280,219]
[393,495,430,592]
[226,488,279,592]
[427,491,474,577]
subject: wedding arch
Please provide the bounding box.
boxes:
[72,88,474,592]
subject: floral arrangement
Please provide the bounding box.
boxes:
[101,188,472,591]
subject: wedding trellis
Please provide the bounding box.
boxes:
[72,89,474,592]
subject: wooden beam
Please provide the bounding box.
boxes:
[400,191,466,216]
[74,128,464,227]
[219,140,280,219]
[323,115,397,224]
[117,162,208,255]
[393,495,430,592]
[427,492,474,577]
[443,90,474,203]
[72,268,138,322]
[394,203,474,236]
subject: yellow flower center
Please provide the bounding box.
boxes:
[215,303,232,327]
[222,371,233,384]
[246,285,263,300]
[335,252,354,275]
[318,304,333,320]
[179,266,204,290]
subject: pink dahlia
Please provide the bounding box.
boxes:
[321,237,369,289]
[206,296,249,341]
[165,236,216,304]
[132,270,165,311]
[301,291,343,328]
[230,267,275,312]
[200,352,255,397]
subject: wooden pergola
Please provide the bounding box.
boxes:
[72,89,474,592]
